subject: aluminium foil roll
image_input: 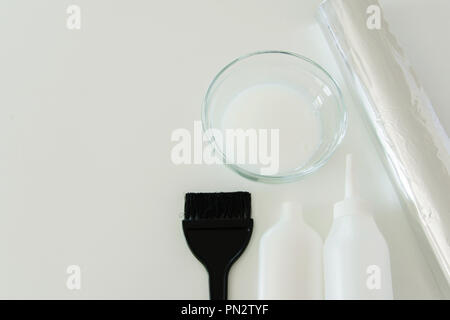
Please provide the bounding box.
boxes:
[318,0,450,296]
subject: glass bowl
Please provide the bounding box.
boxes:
[202,51,347,183]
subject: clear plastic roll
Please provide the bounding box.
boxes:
[318,0,450,297]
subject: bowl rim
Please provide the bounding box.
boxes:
[201,50,347,183]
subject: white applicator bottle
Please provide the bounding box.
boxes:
[258,202,323,299]
[324,154,393,299]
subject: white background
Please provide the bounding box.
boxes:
[0,0,448,299]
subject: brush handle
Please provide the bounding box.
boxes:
[209,268,229,300]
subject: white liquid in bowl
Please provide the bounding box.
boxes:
[221,83,321,175]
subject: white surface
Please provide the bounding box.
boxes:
[0,0,448,299]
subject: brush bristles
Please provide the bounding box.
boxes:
[184,192,251,220]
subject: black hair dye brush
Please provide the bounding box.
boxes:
[182,192,253,300]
